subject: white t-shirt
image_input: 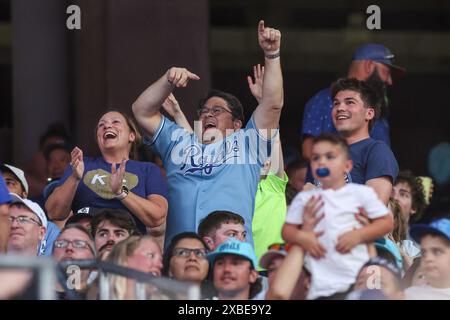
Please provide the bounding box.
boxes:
[405,285,450,300]
[286,183,389,300]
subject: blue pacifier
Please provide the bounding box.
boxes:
[316,167,330,177]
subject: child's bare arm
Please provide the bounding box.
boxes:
[282,223,326,259]
[336,213,394,254]
[283,195,326,258]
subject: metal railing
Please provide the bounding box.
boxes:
[57,259,201,300]
[0,255,56,300]
[1,256,200,300]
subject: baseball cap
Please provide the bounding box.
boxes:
[352,43,406,78]
[410,218,450,244]
[65,207,99,226]
[259,243,289,270]
[0,164,29,194]
[361,256,403,279]
[9,193,48,229]
[207,238,258,269]
[375,238,403,271]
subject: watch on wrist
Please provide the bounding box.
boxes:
[116,185,129,200]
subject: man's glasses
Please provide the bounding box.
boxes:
[8,215,42,226]
[173,247,207,259]
[54,239,92,251]
[197,105,233,117]
[268,243,292,252]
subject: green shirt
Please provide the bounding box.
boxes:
[252,172,288,270]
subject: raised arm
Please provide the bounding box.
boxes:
[132,68,200,136]
[366,176,392,205]
[247,64,264,104]
[252,20,284,137]
[162,93,193,133]
[268,135,285,179]
[46,147,84,220]
[247,64,284,178]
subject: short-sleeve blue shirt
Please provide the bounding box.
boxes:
[145,116,274,247]
[307,138,398,185]
[301,88,391,146]
[348,138,398,184]
[0,176,11,204]
[57,157,168,234]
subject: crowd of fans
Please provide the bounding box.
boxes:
[1,20,449,300]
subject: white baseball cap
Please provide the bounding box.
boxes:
[0,164,29,194]
[9,193,48,229]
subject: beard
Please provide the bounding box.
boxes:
[365,68,389,118]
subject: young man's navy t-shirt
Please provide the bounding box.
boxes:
[306,138,398,185]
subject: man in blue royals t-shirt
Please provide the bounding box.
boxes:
[133,21,284,247]
[310,78,398,205]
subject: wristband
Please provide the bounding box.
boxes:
[265,51,280,59]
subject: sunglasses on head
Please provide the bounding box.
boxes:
[268,243,292,252]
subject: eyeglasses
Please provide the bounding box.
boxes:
[173,247,207,259]
[197,105,233,117]
[8,215,42,226]
[268,243,292,252]
[54,239,92,251]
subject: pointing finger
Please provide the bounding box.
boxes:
[258,20,265,33]
[187,71,200,80]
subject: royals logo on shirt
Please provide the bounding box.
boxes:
[170,129,270,176]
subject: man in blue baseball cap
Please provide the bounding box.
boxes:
[208,238,262,300]
[301,43,406,160]
[405,218,450,299]
[352,43,406,79]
